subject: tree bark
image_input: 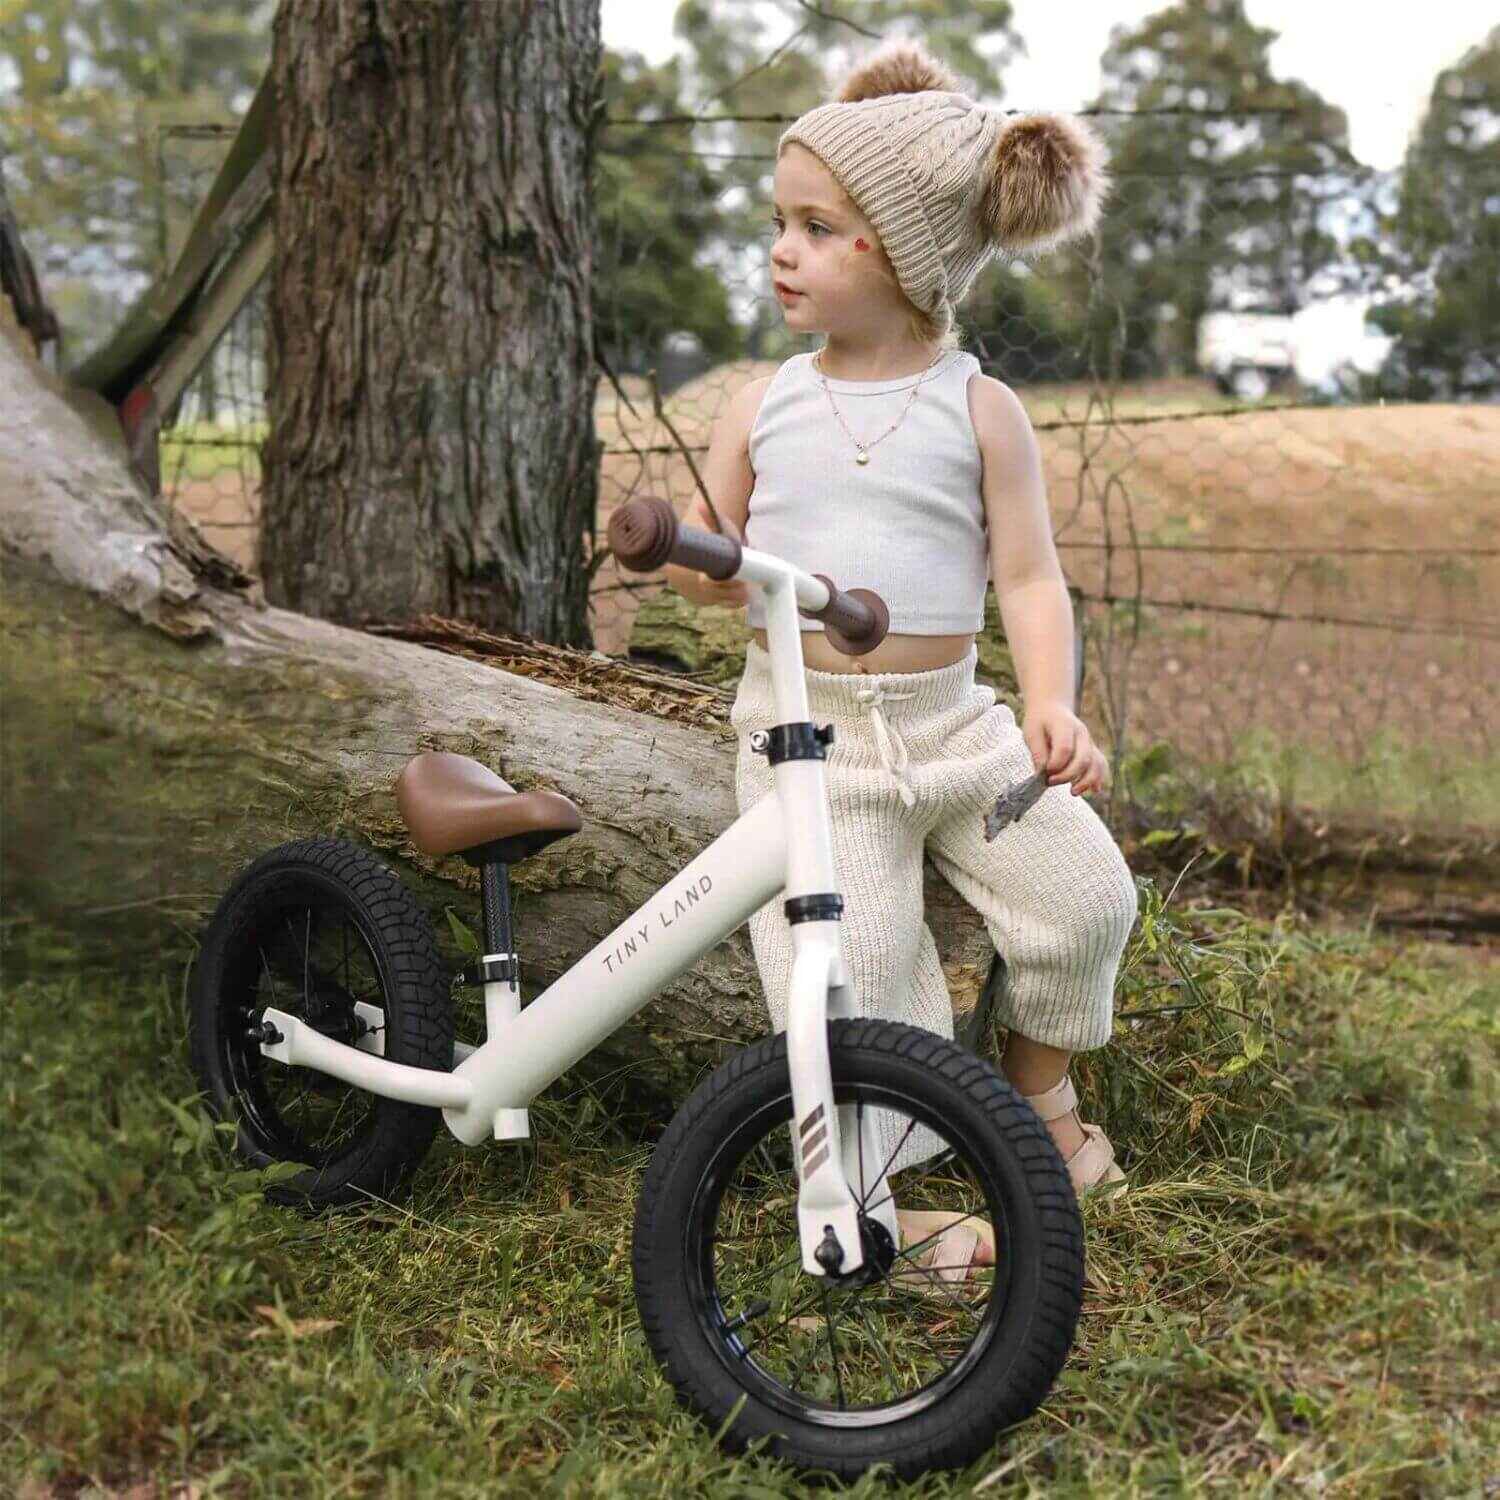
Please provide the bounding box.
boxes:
[1,328,1003,1103]
[261,0,605,644]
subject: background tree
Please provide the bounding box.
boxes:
[260,0,604,644]
[1078,0,1361,382]
[593,46,739,377]
[0,171,60,361]
[1368,24,1500,401]
[961,240,1101,386]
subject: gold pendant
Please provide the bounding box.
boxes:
[855,450,869,465]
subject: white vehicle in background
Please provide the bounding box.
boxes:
[1197,300,1394,401]
[1197,310,1297,400]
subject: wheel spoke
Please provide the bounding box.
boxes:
[284,1066,316,1129]
[699,1077,1014,1420]
[300,908,312,1013]
[237,900,383,1167]
[881,1206,994,1267]
[257,944,281,1009]
[851,1298,907,1390]
[737,1279,840,1358]
[319,1084,359,1149]
[856,1098,869,1201]
[855,1113,919,1215]
[727,1238,806,1301]
[820,1285,848,1410]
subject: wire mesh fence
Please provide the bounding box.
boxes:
[116,99,1500,837]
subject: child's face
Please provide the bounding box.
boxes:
[769,144,902,334]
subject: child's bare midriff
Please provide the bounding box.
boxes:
[750,627,975,674]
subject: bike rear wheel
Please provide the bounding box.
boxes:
[632,1019,1085,1482]
[187,837,454,1210]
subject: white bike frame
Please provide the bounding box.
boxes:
[256,543,895,1277]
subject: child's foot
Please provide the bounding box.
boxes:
[1021,1073,1127,1197]
[894,1207,997,1278]
[1039,1097,1089,1160]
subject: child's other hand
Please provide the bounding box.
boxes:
[697,574,751,608]
[1021,703,1110,796]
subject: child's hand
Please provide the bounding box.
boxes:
[696,516,749,607]
[1021,703,1110,796]
[697,574,752,608]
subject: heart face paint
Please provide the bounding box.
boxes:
[854,238,870,251]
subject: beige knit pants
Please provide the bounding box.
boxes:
[731,638,1139,1177]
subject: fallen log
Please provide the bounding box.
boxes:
[0,325,1006,1105]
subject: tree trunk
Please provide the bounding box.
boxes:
[1,329,1004,1104]
[261,0,605,645]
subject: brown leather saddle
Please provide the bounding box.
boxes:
[395,751,581,866]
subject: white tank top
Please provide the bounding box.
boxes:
[743,349,989,635]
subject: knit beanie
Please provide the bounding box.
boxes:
[778,38,1113,337]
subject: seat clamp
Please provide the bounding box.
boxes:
[456,953,519,987]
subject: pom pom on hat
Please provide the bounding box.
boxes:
[978,111,1114,257]
[833,37,964,104]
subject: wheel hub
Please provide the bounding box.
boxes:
[823,1212,899,1291]
[243,973,366,1095]
[302,977,363,1042]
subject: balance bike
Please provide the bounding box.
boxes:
[186,496,1085,1482]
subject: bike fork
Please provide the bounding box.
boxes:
[785,933,898,1278]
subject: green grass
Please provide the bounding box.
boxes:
[1121,721,1500,838]
[1215,724,1500,833]
[3,876,1496,1496]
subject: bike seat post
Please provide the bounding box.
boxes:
[481,857,514,957]
[480,858,529,1139]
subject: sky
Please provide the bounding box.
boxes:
[599,0,1490,172]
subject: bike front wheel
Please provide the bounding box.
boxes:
[632,1019,1085,1482]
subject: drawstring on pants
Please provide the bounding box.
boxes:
[853,680,919,807]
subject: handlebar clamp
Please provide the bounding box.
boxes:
[750,721,836,765]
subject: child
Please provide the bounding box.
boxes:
[664,39,1137,1279]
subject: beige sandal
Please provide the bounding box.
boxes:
[1022,1073,1127,1198]
[890,1208,997,1300]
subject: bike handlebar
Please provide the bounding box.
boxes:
[606,496,890,656]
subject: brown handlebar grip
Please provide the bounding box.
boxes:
[798,573,890,655]
[607,496,743,579]
[607,496,675,571]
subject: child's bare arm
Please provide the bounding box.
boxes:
[971,376,1076,710]
[972,375,1109,793]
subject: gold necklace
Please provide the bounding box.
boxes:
[813,346,950,465]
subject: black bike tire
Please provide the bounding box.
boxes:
[632,1018,1084,1482]
[187,837,454,1210]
